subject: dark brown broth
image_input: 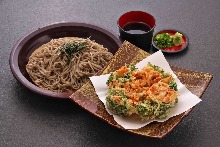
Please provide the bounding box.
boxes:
[123,22,151,34]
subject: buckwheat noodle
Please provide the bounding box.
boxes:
[26,37,113,93]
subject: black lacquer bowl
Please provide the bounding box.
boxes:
[9,22,121,99]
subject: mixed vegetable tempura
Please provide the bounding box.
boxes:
[106,62,178,120]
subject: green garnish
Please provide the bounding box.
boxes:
[154,33,173,48]
[60,41,89,63]
[173,32,183,46]
[154,32,183,48]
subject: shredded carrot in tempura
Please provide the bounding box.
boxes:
[106,63,178,119]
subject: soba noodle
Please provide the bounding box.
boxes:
[26,37,113,93]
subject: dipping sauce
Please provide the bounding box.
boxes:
[122,22,151,34]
